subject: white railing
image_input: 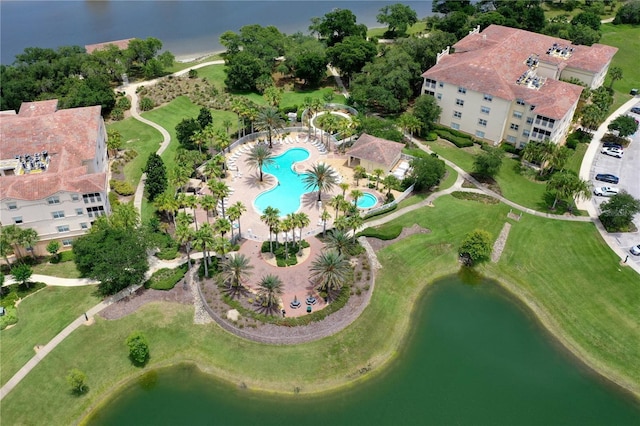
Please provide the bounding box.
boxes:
[363,183,415,218]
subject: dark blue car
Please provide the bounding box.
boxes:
[595,173,619,184]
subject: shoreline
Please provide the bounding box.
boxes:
[174,50,226,64]
[77,267,639,423]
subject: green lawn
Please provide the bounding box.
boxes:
[3,196,639,425]
[193,64,227,91]
[565,143,588,175]
[367,21,428,39]
[165,54,224,74]
[107,119,163,188]
[601,24,640,112]
[0,286,100,387]
[243,87,347,109]
[32,260,81,279]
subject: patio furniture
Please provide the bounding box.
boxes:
[306,296,317,305]
[290,296,301,309]
[306,305,312,313]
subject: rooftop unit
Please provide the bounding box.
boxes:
[546,43,574,59]
[516,69,546,90]
[0,151,50,176]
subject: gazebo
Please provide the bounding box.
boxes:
[346,133,405,173]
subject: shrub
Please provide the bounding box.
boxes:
[139,97,154,111]
[500,143,522,156]
[126,331,150,365]
[108,191,121,207]
[110,108,124,121]
[363,203,397,219]
[110,180,135,196]
[144,264,188,290]
[66,369,88,395]
[435,129,475,147]
[425,132,438,141]
[188,69,198,78]
[116,96,131,110]
[356,224,402,240]
[458,229,493,266]
[123,149,138,161]
[155,246,179,260]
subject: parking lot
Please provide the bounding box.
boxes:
[589,102,640,262]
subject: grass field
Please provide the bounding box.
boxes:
[600,24,640,112]
[366,21,428,39]
[3,195,639,425]
[32,260,81,279]
[0,286,100,387]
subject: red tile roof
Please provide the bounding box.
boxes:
[85,38,134,54]
[422,25,615,119]
[0,100,106,201]
[346,133,404,170]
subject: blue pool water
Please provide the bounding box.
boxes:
[254,148,310,215]
[357,192,378,209]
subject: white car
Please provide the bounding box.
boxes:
[601,147,623,158]
[594,186,620,197]
[630,244,640,256]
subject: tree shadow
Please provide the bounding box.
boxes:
[223,285,250,300]
[253,301,281,316]
[69,386,89,397]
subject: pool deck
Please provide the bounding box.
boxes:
[192,132,389,317]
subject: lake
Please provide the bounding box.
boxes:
[0,1,434,64]
[86,276,640,426]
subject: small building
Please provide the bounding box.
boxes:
[346,133,404,173]
[0,100,110,255]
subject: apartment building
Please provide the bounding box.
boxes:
[0,100,110,255]
[421,25,618,148]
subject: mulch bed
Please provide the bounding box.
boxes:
[100,283,192,320]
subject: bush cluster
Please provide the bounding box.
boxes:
[363,203,397,219]
[144,264,188,290]
[110,180,135,196]
[356,224,402,240]
[435,129,475,148]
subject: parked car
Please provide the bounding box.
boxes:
[630,106,640,115]
[601,147,623,158]
[595,173,620,184]
[602,142,623,149]
[594,186,620,196]
[631,244,640,256]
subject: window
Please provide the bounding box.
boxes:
[516,98,525,106]
[481,106,491,114]
[87,206,106,218]
[451,123,460,130]
[535,116,556,129]
[507,136,517,143]
[458,87,467,94]
[513,111,523,119]
[455,98,464,106]
[83,193,102,204]
[510,123,519,131]
[439,82,444,88]
[475,130,485,138]
[57,225,70,233]
[75,208,83,215]
[478,119,487,127]
[425,78,436,89]
[62,239,73,247]
[523,129,531,137]
[425,90,435,96]
[52,211,65,219]
[526,117,534,125]
[7,202,17,210]
[437,93,442,100]
[80,223,88,230]
[71,194,80,202]
[47,196,60,205]
[13,216,23,224]
[483,94,493,102]
[453,111,462,118]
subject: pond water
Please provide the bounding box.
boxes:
[86,276,640,426]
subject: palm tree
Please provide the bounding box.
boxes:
[260,206,280,253]
[333,215,350,232]
[322,113,339,149]
[281,215,294,257]
[381,175,399,196]
[347,214,364,242]
[350,189,364,207]
[19,228,39,258]
[255,106,285,149]
[303,163,339,202]
[329,194,345,218]
[209,179,231,217]
[546,170,592,210]
[200,195,217,222]
[176,211,194,229]
[170,165,191,195]
[203,159,222,183]
[2,224,23,260]
[175,223,195,269]
[154,191,179,226]
[310,250,351,296]
[222,118,233,137]
[227,202,246,239]
[190,128,207,154]
[339,182,350,197]
[257,274,283,309]
[372,168,385,190]
[213,217,232,238]
[325,229,351,255]
[310,98,324,137]
[221,253,254,289]
[580,104,606,131]
[608,66,623,90]
[183,194,199,229]
[353,165,367,187]
[320,209,331,237]
[245,144,275,182]
[213,236,232,260]
[398,112,421,139]
[215,128,231,154]
[293,212,310,250]
[194,222,215,277]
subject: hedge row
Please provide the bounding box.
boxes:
[144,264,188,290]
[110,179,135,196]
[363,203,397,219]
[356,224,403,240]
[434,129,475,147]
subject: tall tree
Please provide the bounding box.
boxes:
[310,250,351,296]
[309,9,368,46]
[11,263,33,288]
[18,228,39,258]
[257,274,283,309]
[376,3,418,37]
[194,223,215,277]
[261,206,281,253]
[413,95,442,134]
[175,223,195,269]
[245,144,276,182]
[144,153,168,202]
[473,147,504,179]
[221,253,254,289]
[546,170,591,210]
[599,192,640,231]
[227,202,247,239]
[326,36,378,86]
[303,163,339,202]
[255,106,285,148]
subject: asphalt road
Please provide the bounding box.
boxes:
[589,101,640,263]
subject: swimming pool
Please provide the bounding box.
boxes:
[356,192,378,209]
[254,148,310,215]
